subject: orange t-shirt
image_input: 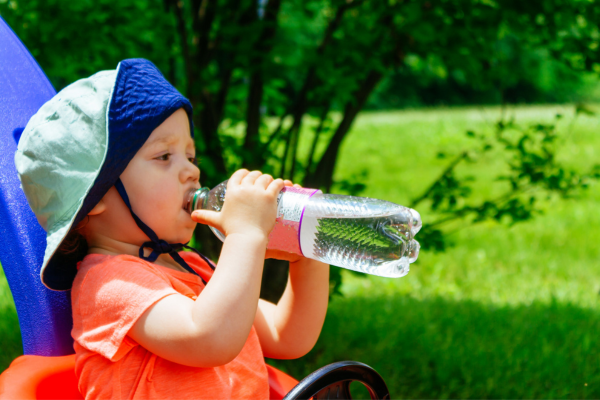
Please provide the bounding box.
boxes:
[71,252,269,399]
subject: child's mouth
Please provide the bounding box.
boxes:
[183,189,198,214]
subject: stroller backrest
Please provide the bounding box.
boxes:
[0,16,74,356]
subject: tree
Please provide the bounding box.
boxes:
[2,0,599,299]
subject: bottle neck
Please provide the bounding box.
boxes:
[186,187,210,214]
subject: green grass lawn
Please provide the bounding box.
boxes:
[1,104,599,398]
[267,104,600,399]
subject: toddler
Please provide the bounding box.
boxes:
[15,59,329,399]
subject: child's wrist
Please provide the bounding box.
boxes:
[225,231,269,247]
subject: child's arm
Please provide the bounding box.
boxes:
[252,181,330,358]
[128,169,284,368]
[253,254,330,359]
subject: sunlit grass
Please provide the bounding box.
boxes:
[269,295,600,398]
[269,104,600,398]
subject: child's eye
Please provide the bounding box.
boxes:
[188,156,198,166]
[156,153,171,161]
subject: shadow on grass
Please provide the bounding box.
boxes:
[268,295,600,399]
[1,292,598,398]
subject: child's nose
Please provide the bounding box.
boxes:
[180,160,200,183]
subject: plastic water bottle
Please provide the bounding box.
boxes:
[186,182,421,278]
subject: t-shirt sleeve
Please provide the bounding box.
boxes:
[179,251,215,282]
[72,258,178,361]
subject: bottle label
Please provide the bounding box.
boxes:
[267,187,320,255]
[298,214,319,260]
[277,187,318,222]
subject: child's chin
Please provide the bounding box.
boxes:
[176,230,195,244]
[155,231,190,245]
[157,221,196,244]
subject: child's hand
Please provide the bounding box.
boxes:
[265,249,303,263]
[191,169,285,241]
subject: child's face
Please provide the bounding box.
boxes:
[117,108,200,244]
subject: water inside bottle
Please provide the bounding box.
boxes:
[302,194,420,278]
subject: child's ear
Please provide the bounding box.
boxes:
[87,199,106,216]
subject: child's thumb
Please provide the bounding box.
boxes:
[191,210,221,229]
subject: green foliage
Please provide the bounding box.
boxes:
[411,110,598,252]
[367,50,598,109]
[0,0,176,90]
[1,106,599,399]
[5,0,600,193]
[3,0,600,295]
[267,105,600,398]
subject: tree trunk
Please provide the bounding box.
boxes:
[168,0,192,96]
[305,4,402,191]
[187,1,258,182]
[279,126,293,178]
[214,69,233,125]
[288,118,303,180]
[260,259,289,303]
[279,2,356,178]
[308,70,383,192]
[244,0,282,169]
[192,0,218,72]
[305,105,331,179]
[245,72,264,167]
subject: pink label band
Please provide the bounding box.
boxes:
[267,187,321,256]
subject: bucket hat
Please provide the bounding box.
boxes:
[15,58,208,291]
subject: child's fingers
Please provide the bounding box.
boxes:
[267,178,285,196]
[241,170,262,186]
[255,174,274,189]
[191,209,222,230]
[282,179,302,189]
[229,169,249,186]
[265,249,303,263]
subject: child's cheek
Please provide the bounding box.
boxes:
[144,184,181,221]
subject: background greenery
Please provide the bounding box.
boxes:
[1,0,600,398]
[267,104,600,398]
[2,104,599,398]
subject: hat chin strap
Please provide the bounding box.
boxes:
[114,178,214,284]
